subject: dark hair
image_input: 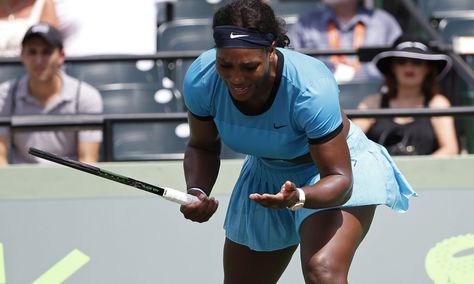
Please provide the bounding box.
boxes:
[383,61,440,102]
[212,0,290,48]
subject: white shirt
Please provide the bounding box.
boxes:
[54,0,157,56]
[0,0,46,57]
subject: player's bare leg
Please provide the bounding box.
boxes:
[223,238,297,284]
[299,205,376,284]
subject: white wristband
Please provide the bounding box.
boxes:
[187,187,208,196]
[288,187,305,211]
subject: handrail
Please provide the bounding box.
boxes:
[2,107,474,129]
[1,44,470,71]
[2,45,472,66]
[345,106,474,118]
[0,112,189,161]
[0,48,364,65]
[2,107,474,161]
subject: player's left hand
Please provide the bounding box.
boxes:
[249,180,299,209]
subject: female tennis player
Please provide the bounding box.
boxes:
[180,1,416,283]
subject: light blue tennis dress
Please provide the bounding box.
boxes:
[183,48,417,252]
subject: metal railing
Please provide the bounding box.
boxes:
[2,106,474,161]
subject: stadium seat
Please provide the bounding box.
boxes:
[112,121,189,161]
[437,17,474,153]
[171,0,225,20]
[157,18,214,93]
[0,64,24,84]
[157,18,214,51]
[98,82,184,114]
[111,121,244,161]
[437,17,474,44]
[66,60,163,89]
[419,0,474,19]
[269,0,322,18]
[338,80,382,110]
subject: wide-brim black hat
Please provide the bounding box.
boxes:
[373,36,452,78]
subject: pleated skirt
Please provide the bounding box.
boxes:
[223,121,417,251]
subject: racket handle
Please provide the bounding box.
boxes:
[162,187,200,205]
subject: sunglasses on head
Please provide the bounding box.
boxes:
[392,57,425,66]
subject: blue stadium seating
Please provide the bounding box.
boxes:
[111,121,245,161]
[419,0,474,19]
[112,121,189,161]
[98,82,184,114]
[157,18,214,51]
[157,18,214,93]
[437,17,474,44]
[338,80,382,110]
[171,0,225,20]
[269,0,322,18]
[0,64,24,84]
[66,60,163,88]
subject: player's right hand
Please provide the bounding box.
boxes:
[180,192,219,223]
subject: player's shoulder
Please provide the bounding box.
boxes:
[185,48,220,89]
[279,48,334,89]
[279,48,328,71]
[192,48,217,70]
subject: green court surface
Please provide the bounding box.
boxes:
[0,156,473,283]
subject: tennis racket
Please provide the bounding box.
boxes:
[28,147,199,205]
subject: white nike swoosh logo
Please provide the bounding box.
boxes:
[230,32,249,39]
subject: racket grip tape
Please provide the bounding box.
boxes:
[162,187,200,205]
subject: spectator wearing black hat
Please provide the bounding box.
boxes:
[353,35,459,156]
[0,23,103,165]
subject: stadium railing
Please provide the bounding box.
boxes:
[2,107,474,161]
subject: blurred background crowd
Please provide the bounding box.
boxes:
[1,0,474,163]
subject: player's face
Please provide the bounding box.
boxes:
[21,38,64,82]
[216,48,274,106]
